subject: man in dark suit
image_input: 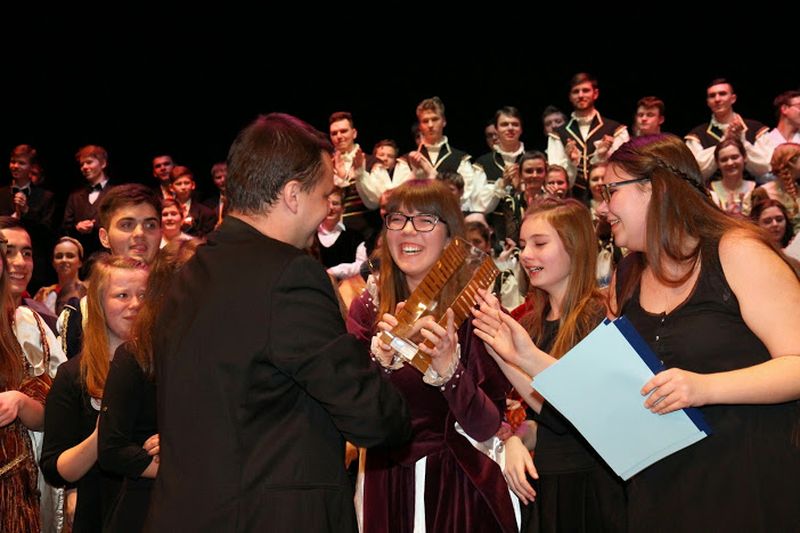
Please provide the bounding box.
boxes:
[62,145,114,258]
[146,113,410,533]
[2,144,57,291]
[2,144,56,228]
[169,165,216,237]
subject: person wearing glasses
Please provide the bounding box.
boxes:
[346,179,518,533]
[603,134,800,530]
[474,134,800,530]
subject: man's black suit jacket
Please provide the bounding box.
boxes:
[146,217,410,533]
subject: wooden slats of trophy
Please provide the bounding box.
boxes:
[394,240,469,327]
[409,256,500,374]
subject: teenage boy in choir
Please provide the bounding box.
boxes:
[357,140,421,211]
[484,121,499,149]
[62,145,114,259]
[3,145,57,292]
[202,161,227,222]
[59,184,163,357]
[394,96,486,212]
[152,154,176,200]
[169,166,216,237]
[328,111,380,240]
[474,106,527,242]
[315,188,365,281]
[755,90,800,166]
[547,73,629,197]
[2,145,56,229]
[542,105,567,136]
[0,217,58,330]
[633,96,666,137]
[685,78,770,181]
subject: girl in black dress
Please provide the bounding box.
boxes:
[99,239,200,533]
[41,256,148,532]
[472,198,626,532]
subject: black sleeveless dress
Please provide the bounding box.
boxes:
[620,245,800,532]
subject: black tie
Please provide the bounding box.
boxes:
[12,186,30,197]
[90,183,103,193]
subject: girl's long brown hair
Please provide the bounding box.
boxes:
[609,134,799,316]
[519,198,605,358]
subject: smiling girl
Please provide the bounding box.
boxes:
[346,179,517,533]
[41,257,148,532]
[472,198,626,532]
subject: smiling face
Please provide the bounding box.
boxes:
[386,207,449,291]
[716,144,745,181]
[53,240,82,282]
[519,216,571,297]
[706,83,736,119]
[569,81,598,113]
[329,119,357,154]
[161,204,183,238]
[9,155,32,184]
[546,169,569,197]
[80,156,107,185]
[599,164,652,251]
[2,227,33,301]
[520,158,547,194]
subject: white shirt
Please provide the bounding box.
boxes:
[88,178,109,205]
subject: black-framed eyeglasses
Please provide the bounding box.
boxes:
[600,177,651,203]
[384,212,443,232]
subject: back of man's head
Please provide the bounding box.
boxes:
[225,113,333,215]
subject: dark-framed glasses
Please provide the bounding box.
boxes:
[384,212,443,232]
[600,177,651,203]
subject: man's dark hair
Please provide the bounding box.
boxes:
[226,113,333,215]
[98,184,162,230]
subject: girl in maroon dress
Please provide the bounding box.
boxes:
[346,179,517,533]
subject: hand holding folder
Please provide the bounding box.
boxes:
[531,317,711,480]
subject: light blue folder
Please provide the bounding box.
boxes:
[532,317,711,480]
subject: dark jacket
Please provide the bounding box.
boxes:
[145,217,410,533]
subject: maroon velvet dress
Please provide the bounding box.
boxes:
[347,290,517,533]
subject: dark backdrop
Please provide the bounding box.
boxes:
[4,20,795,203]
